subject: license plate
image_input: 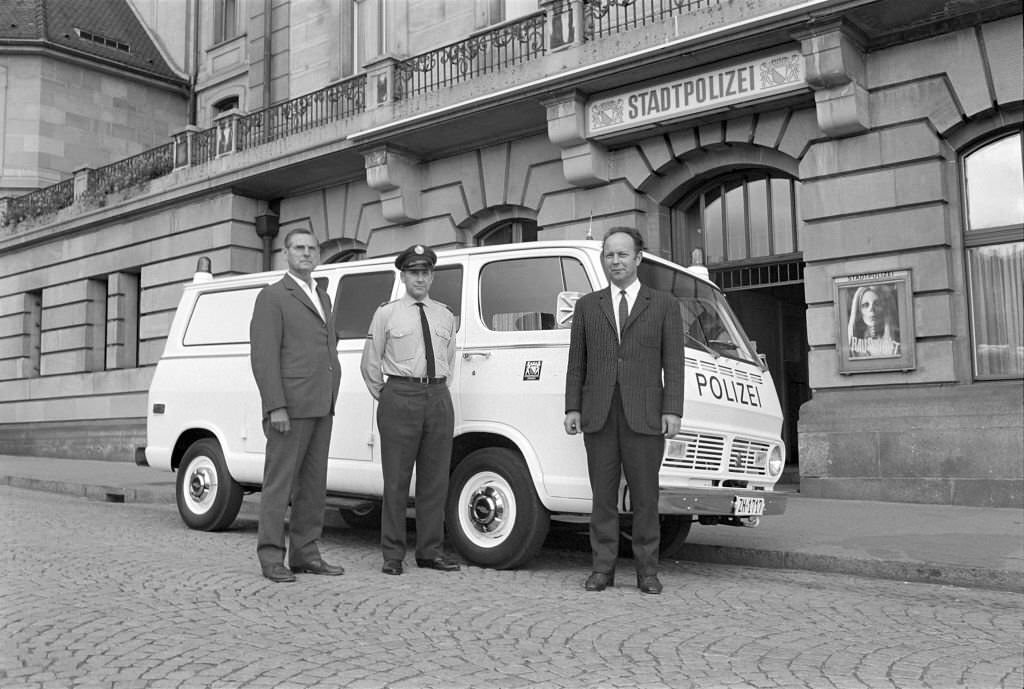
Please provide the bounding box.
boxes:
[732,496,765,516]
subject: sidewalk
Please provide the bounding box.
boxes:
[2,454,1021,593]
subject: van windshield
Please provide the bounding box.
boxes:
[638,260,761,367]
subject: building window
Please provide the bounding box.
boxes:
[213,97,239,115]
[674,173,801,268]
[74,28,130,53]
[214,0,239,44]
[86,278,107,372]
[962,130,1024,380]
[353,0,386,70]
[105,272,140,370]
[476,219,538,246]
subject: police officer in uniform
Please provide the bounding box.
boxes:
[360,245,461,576]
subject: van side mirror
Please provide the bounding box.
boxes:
[556,291,582,328]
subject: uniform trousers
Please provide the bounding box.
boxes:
[377,378,454,561]
[257,415,332,568]
[583,387,665,577]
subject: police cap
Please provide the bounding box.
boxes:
[395,244,437,271]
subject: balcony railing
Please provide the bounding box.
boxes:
[91,143,175,196]
[3,179,74,227]
[394,11,546,100]
[237,76,366,150]
[585,0,721,38]
[1,0,721,228]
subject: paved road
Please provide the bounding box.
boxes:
[2,486,1021,689]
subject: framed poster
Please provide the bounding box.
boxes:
[834,270,915,374]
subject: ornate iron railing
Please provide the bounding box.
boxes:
[395,11,546,100]
[3,179,74,226]
[191,127,219,166]
[91,143,175,196]
[585,0,720,38]
[237,74,366,150]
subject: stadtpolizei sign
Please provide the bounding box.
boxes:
[587,51,806,137]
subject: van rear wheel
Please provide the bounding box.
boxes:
[446,448,550,570]
[176,438,243,531]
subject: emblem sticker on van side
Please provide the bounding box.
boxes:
[523,361,542,381]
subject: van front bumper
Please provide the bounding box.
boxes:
[658,487,787,516]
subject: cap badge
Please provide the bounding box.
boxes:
[414,245,424,255]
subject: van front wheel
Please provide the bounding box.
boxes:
[176,438,243,531]
[446,448,550,570]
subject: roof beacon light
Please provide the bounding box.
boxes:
[194,257,213,283]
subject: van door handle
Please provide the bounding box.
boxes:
[462,351,491,360]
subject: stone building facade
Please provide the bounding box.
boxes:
[1,0,1021,507]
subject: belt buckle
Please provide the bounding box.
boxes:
[416,376,430,384]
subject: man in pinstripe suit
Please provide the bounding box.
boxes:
[564,228,685,595]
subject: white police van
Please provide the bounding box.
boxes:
[140,241,787,569]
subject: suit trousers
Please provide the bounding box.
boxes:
[584,387,665,576]
[257,415,332,568]
[377,379,454,561]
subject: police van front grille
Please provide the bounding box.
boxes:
[663,431,725,471]
[729,438,772,475]
[664,433,771,476]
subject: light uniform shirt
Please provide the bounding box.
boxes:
[360,294,457,399]
[286,271,325,321]
[611,279,641,340]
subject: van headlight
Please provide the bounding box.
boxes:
[767,445,784,477]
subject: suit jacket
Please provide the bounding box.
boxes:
[565,284,685,435]
[250,275,341,419]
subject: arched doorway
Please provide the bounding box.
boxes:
[671,171,809,481]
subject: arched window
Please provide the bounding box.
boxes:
[476,219,538,246]
[213,96,239,115]
[672,172,803,289]
[320,238,367,264]
[962,130,1024,379]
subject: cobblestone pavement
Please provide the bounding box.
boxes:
[2,486,1022,689]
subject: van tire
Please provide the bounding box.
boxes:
[446,448,550,570]
[339,503,382,530]
[657,514,693,559]
[176,438,243,531]
[618,514,693,559]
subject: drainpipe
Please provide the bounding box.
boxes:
[254,202,280,271]
[263,0,273,108]
[188,0,200,125]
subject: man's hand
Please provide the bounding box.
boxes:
[661,414,681,438]
[564,411,582,435]
[269,408,291,434]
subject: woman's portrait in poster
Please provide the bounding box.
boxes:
[847,284,901,358]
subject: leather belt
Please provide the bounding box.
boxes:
[387,375,446,384]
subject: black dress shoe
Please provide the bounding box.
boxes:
[291,559,345,576]
[382,559,404,575]
[584,571,614,591]
[637,574,663,595]
[262,563,296,583]
[415,556,461,571]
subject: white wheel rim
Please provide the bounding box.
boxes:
[182,455,219,516]
[456,471,518,549]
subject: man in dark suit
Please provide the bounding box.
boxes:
[564,227,685,594]
[250,228,344,583]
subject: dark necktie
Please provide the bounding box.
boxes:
[618,289,628,340]
[416,303,436,378]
